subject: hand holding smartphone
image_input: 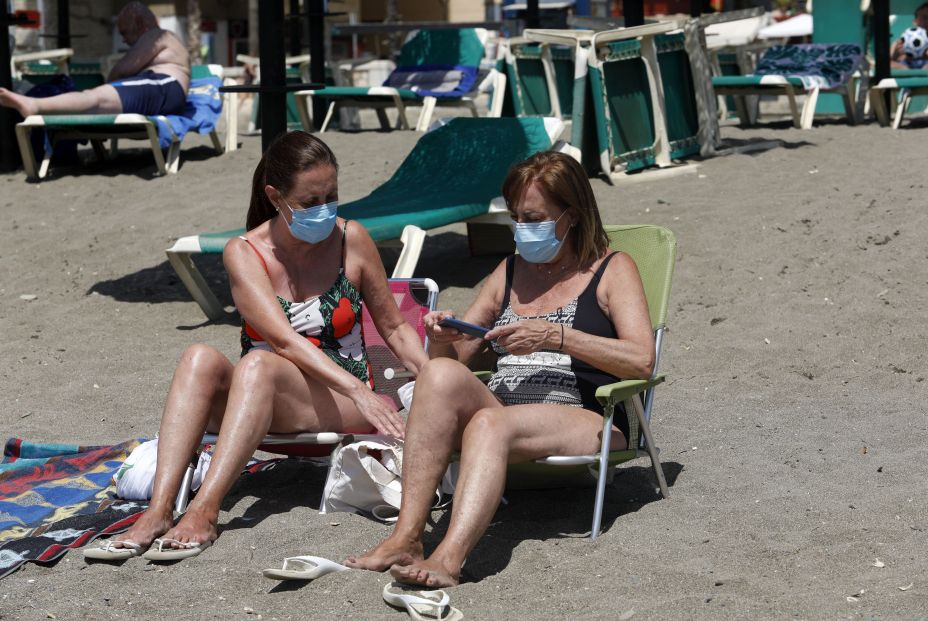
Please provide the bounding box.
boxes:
[438,317,489,339]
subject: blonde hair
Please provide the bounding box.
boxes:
[502,151,609,268]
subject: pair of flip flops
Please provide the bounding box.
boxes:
[262,558,462,620]
[83,538,211,562]
[382,582,464,621]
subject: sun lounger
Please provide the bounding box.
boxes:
[711,43,865,129]
[294,28,493,132]
[166,116,568,321]
[14,64,237,180]
[869,69,928,128]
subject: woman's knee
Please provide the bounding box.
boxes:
[233,349,283,390]
[416,357,472,390]
[177,344,230,387]
[462,407,512,446]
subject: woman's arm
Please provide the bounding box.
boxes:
[224,237,404,436]
[351,225,430,376]
[485,253,654,380]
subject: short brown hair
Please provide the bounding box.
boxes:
[501,151,609,268]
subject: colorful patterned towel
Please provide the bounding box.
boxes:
[0,438,146,578]
[0,438,281,579]
[754,44,863,90]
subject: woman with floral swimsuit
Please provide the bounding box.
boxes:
[87,131,429,560]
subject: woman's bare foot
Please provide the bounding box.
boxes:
[390,555,460,588]
[111,508,174,550]
[343,535,423,571]
[158,506,218,548]
[0,88,39,117]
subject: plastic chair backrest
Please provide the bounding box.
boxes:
[604,225,676,331]
[361,279,439,409]
[398,28,485,67]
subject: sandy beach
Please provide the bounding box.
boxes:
[1,115,927,620]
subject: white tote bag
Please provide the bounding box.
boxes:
[320,437,457,522]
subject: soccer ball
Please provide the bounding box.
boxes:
[902,26,928,59]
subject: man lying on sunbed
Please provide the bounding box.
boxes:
[0,2,190,117]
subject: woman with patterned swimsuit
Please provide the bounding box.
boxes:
[90,132,429,560]
[346,152,655,588]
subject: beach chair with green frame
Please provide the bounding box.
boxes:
[586,22,702,182]
[166,116,568,321]
[500,31,583,119]
[476,224,676,539]
[14,64,238,180]
[293,28,491,132]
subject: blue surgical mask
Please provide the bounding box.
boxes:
[512,211,567,263]
[284,200,338,244]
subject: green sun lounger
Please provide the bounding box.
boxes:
[870,69,928,128]
[166,116,567,321]
[14,64,238,180]
[500,32,581,119]
[294,29,492,132]
[711,44,865,129]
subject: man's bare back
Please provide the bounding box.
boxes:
[109,26,191,92]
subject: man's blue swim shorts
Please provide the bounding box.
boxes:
[111,71,186,115]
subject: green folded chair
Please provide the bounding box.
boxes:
[500,33,580,119]
[585,23,702,182]
[166,116,567,320]
[477,224,676,539]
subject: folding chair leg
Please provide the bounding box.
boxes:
[590,402,616,540]
[38,136,55,179]
[144,124,169,175]
[392,225,426,278]
[843,84,858,125]
[209,130,223,154]
[415,96,437,132]
[320,101,338,132]
[165,141,181,174]
[799,86,819,130]
[165,250,226,321]
[733,95,751,127]
[629,395,669,498]
[174,450,200,516]
[393,94,410,130]
[375,107,391,131]
[90,139,108,162]
[783,84,802,128]
[14,123,39,180]
[870,88,890,126]
[893,91,910,130]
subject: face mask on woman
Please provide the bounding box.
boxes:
[283,200,338,244]
[512,211,567,263]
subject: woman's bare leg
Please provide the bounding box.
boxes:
[117,344,233,549]
[344,358,502,570]
[0,85,122,117]
[159,349,371,547]
[391,403,627,588]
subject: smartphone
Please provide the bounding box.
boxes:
[438,318,489,339]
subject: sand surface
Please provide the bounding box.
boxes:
[1,118,927,620]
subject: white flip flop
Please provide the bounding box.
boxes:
[382,582,464,621]
[262,555,350,581]
[83,540,144,561]
[141,537,212,561]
